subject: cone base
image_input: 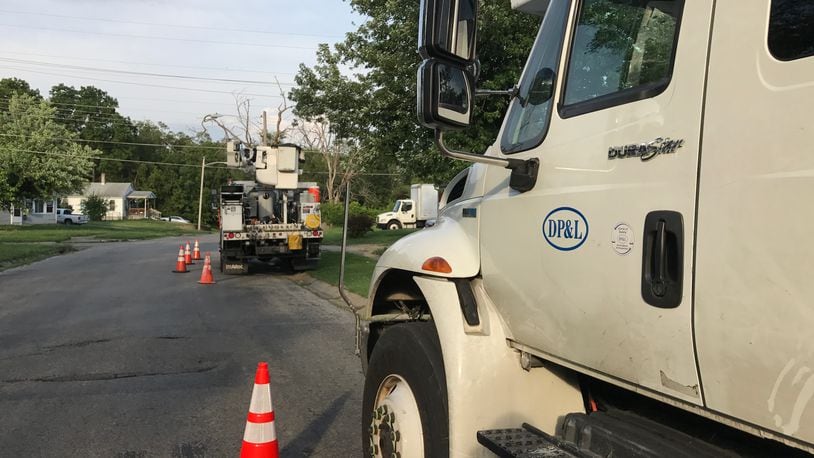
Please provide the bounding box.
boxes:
[197,280,215,284]
[172,270,191,273]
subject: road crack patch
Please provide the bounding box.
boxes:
[43,338,112,349]
[1,364,218,384]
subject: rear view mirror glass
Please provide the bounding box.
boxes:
[418,59,474,130]
[527,67,555,106]
[419,0,479,64]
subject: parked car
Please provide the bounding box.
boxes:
[161,215,191,224]
[56,208,89,225]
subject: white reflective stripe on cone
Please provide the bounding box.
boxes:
[243,420,277,443]
[249,384,273,413]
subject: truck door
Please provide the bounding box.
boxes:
[695,1,814,445]
[480,0,712,404]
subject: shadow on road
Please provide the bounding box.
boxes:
[281,391,352,456]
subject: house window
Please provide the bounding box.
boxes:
[109,200,116,212]
[46,201,54,213]
[33,200,44,213]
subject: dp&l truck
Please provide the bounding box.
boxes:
[359,0,814,456]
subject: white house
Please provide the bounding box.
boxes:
[64,174,156,221]
[0,198,58,225]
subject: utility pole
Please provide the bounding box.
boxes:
[197,157,205,231]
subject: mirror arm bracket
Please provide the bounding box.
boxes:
[475,86,519,98]
[434,130,539,193]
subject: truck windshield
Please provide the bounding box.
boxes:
[500,0,570,154]
[392,201,401,213]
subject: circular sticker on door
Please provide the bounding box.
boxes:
[611,222,634,255]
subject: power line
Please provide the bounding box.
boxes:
[0,9,343,39]
[0,23,318,50]
[0,133,223,150]
[19,148,400,176]
[19,148,228,169]
[0,57,296,86]
[0,93,279,110]
[2,67,286,98]
[0,51,298,76]
[0,97,217,118]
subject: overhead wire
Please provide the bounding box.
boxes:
[0,23,319,50]
[0,94,272,114]
[2,66,286,98]
[0,51,298,76]
[0,57,296,86]
[0,9,344,39]
[18,148,401,176]
[0,133,223,150]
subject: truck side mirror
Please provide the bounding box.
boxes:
[418,59,474,129]
[419,0,478,64]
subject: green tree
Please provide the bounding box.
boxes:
[0,94,96,209]
[49,84,137,182]
[0,78,42,112]
[80,194,108,221]
[291,0,539,185]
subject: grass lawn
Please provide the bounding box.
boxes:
[321,226,415,246]
[310,251,377,297]
[0,243,75,270]
[0,220,201,243]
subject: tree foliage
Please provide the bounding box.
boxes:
[50,84,137,182]
[291,0,539,186]
[0,93,96,209]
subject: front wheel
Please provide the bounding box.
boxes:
[362,322,448,457]
[386,220,402,230]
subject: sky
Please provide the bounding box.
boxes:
[0,0,362,137]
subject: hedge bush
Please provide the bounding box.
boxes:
[347,214,375,238]
[81,194,108,221]
[321,202,380,227]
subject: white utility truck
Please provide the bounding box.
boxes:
[218,142,322,273]
[359,0,814,456]
[377,183,439,230]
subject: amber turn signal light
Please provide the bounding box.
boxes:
[421,256,452,274]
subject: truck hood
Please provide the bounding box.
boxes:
[377,212,396,223]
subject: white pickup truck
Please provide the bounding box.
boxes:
[56,208,88,225]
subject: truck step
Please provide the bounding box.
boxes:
[478,410,734,458]
[476,424,577,457]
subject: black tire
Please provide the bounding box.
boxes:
[64,219,73,225]
[386,220,402,230]
[362,322,448,456]
[288,256,308,272]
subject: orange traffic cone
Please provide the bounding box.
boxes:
[192,240,202,261]
[198,253,215,285]
[184,241,193,265]
[240,362,279,458]
[172,246,189,273]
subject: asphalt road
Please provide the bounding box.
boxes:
[0,234,364,457]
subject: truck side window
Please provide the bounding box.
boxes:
[500,0,570,154]
[561,0,682,116]
[402,202,413,212]
[768,0,814,61]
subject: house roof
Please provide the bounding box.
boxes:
[128,191,156,199]
[81,182,133,198]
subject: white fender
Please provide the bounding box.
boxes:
[373,198,482,281]
[413,276,584,457]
